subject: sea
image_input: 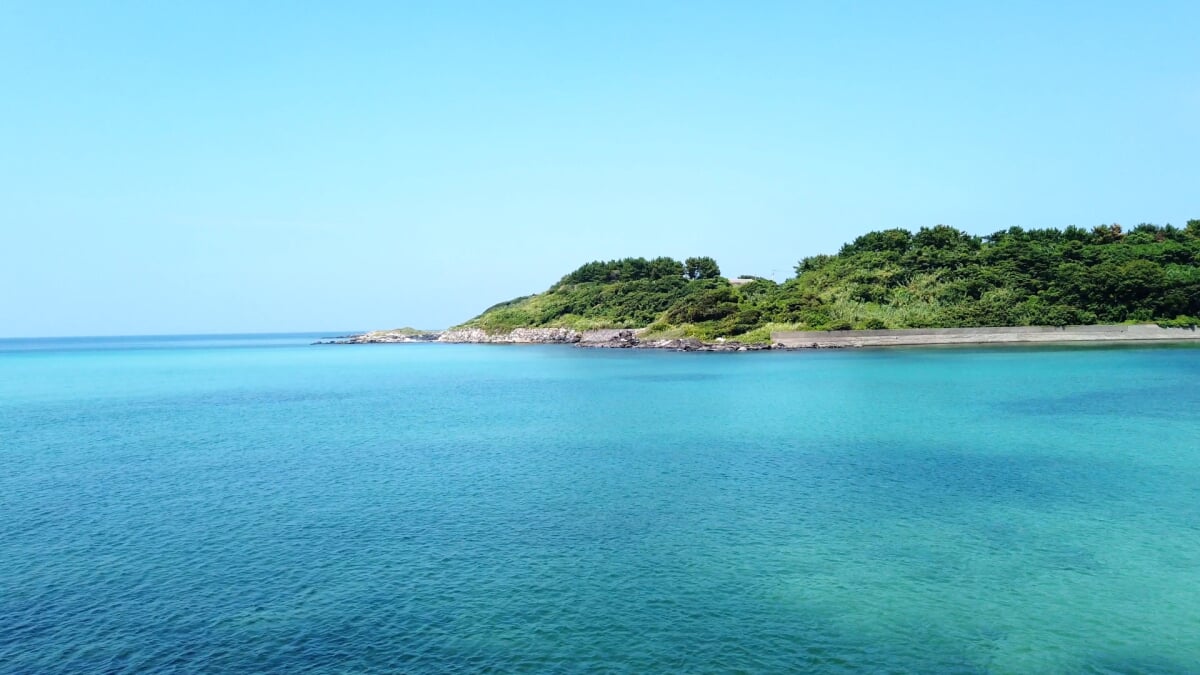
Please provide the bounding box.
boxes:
[2,333,1198,673]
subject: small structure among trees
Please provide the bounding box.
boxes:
[684,256,721,280]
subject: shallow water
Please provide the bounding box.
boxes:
[2,336,1199,673]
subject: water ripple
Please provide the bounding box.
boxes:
[2,342,1199,672]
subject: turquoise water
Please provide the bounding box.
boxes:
[2,335,1199,673]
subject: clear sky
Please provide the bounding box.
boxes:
[2,1,1197,336]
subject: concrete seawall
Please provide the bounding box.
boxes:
[772,324,1200,348]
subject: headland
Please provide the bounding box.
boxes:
[327,324,1200,351]
[338,220,1200,350]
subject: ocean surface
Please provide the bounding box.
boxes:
[2,334,1199,673]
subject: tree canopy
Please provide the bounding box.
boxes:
[459,220,1200,340]
[684,256,721,280]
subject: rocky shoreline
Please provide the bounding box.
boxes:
[318,323,1200,351]
[318,327,783,352]
[575,329,777,351]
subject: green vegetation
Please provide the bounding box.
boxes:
[459,221,1200,341]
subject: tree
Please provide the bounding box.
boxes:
[795,254,833,275]
[666,284,738,322]
[912,225,980,251]
[841,228,913,255]
[1092,223,1123,244]
[472,218,1200,337]
[647,256,686,279]
[684,256,722,280]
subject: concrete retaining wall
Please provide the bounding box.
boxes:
[772,324,1200,348]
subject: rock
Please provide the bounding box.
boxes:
[335,330,443,344]
[437,327,581,344]
[577,329,640,348]
[334,326,786,352]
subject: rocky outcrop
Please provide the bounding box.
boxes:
[322,330,441,344]
[436,327,582,344]
[577,329,779,352]
[578,329,640,347]
[328,327,585,344]
[327,326,781,350]
[327,323,1200,350]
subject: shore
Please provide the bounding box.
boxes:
[320,328,775,351]
[772,324,1200,348]
[322,324,1200,351]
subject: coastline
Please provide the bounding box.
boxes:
[321,324,1200,351]
[320,328,775,351]
[772,324,1200,348]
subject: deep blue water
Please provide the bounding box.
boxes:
[2,335,1199,673]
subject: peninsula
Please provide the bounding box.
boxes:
[344,221,1200,349]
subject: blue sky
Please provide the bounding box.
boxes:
[2,1,1197,336]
